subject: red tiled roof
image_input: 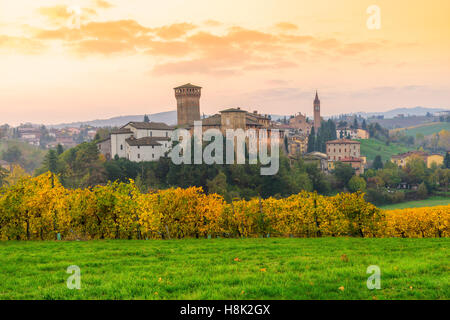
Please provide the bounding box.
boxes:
[326,139,360,145]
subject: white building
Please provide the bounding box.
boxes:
[100,122,174,162]
[336,128,369,140]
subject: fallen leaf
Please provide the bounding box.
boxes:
[234,257,240,262]
[340,254,349,262]
[260,268,266,272]
[338,286,345,291]
[154,292,158,295]
[158,277,162,283]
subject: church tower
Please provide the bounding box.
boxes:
[313,90,321,132]
[174,83,202,126]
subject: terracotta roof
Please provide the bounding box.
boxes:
[326,139,360,145]
[174,83,202,89]
[340,157,363,162]
[202,114,221,126]
[111,128,133,134]
[123,122,174,130]
[391,151,428,159]
[220,108,247,113]
[126,136,170,147]
[245,116,263,126]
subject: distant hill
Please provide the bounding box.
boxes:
[49,111,177,129]
[45,107,448,128]
[48,111,289,128]
[356,107,447,119]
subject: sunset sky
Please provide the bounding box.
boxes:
[1,0,449,125]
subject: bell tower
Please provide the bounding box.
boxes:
[174,83,202,126]
[313,90,321,132]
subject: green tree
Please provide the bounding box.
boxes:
[444,152,450,169]
[372,155,384,170]
[206,171,228,197]
[2,146,22,163]
[307,127,316,152]
[43,149,58,174]
[56,144,64,156]
[333,162,355,188]
[348,175,366,193]
[417,182,428,199]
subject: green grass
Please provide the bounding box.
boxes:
[0,238,448,300]
[379,196,450,210]
[358,139,414,162]
[401,122,450,138]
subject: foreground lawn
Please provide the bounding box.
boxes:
[379,196,450,210]
[0,238,448,300]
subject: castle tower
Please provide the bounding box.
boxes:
[174,83,202,126]
[313,90,321,132]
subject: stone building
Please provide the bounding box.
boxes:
[326,139,364,174]
[288,113,312,136]
[313,91,321,132]
[99,121,174,162]
[391,151,444,168]
[175,83,201,126]
[336,128,370,140]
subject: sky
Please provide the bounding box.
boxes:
[0,0,449,125]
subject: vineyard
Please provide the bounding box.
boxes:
[0,172,448,240]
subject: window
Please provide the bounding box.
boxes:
[120,144,123,150]
[138,154,140,159]
[166,132,168,137]
[138,146,140,149]
[150,131,152,137]
[152,154,155,159]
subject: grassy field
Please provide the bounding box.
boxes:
[393,122,450,138]
[0,238,448,300]
[379,196,450,210]
[358,139,414,161]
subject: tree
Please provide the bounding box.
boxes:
[43,149,58,174]
[206,171,228,197]
[372,155,384,170]
[56,144,64,156]
[348,175,366,193]
[144,115,150,123]
[362,119,367,130]
[417,182,428,199]
[307,127,316,152]
[444,152,450,169]
[333,162,355,188]
[2,146,22,163]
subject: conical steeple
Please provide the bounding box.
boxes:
[314,90,320,103]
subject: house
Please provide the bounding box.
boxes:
[326,139,364,174]
[101,121,174,162]
[391,151,444,168]
[336,128,369,140]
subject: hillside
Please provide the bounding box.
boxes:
[393,122,450,137]
[358,139,415,162]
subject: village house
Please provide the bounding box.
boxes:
[336,128,369,140]
[326,139,364,175]
[99,122,174,162]
[391,151,444,168]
